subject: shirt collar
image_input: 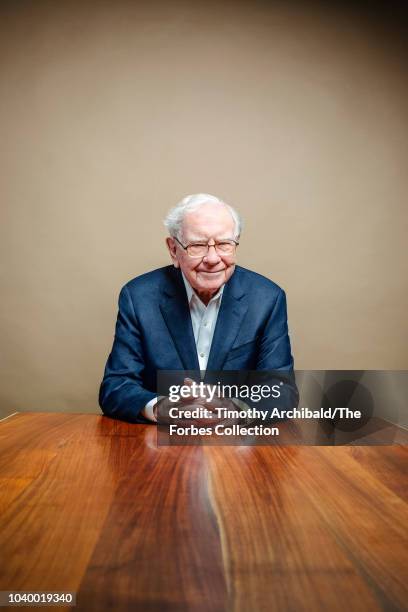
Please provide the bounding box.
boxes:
[181,271,224,306]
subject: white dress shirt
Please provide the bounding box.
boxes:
[142,272,224,421]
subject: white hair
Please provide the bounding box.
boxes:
[164,193,243,241]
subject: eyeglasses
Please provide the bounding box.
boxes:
[174,237,239,258]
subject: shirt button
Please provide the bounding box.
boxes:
[200,352,205,358]
[203,321,208,327]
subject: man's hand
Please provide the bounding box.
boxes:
[153,378,239,427]
[181,378,246,426]
[154,378,247,427]
[185,377,245,409]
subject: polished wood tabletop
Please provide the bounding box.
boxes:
[0,412,407,611]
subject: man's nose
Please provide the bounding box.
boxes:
[203,244,221,265]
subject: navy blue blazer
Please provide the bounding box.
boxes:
[99,265,296,423]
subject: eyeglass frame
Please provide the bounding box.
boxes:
[173,236,239,258]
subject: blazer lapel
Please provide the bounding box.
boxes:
[159,268,200,371]
[206,270,248,371]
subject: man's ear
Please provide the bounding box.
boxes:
[166,237,179,268]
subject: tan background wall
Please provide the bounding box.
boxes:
[1,0,407,415]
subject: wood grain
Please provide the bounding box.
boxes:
[0,413,407,611]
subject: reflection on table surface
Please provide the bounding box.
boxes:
[0,412,407,611]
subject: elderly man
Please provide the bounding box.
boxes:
[99,193,296,423]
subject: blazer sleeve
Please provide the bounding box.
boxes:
[99,285,157,423]
[256,289,294,370]
[254,288,299,415]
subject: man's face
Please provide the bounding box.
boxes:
[166,202,238,303]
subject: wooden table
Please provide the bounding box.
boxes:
[0,413,407,611]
